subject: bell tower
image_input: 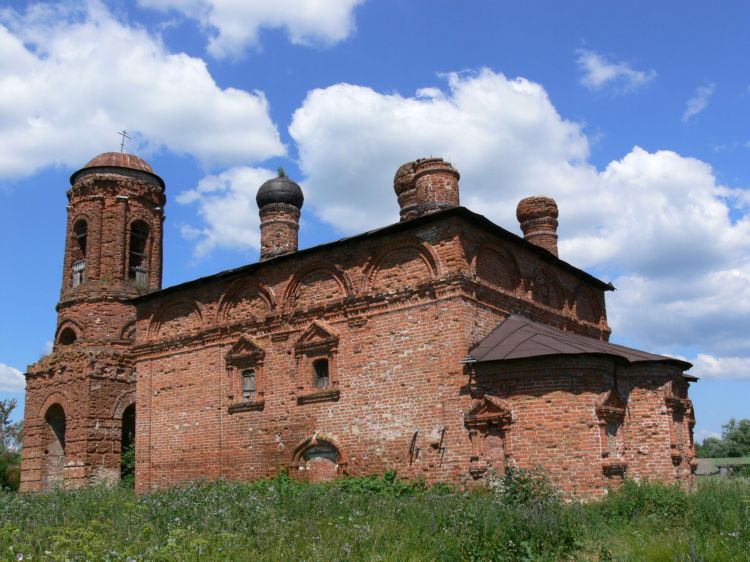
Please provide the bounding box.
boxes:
[20,152,165,491]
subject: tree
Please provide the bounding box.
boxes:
[721,418,750,457]
[0,399,22,490]
[695,417,750,458]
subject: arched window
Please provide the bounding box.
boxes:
[44,404,66,490]
[58,327,77,346]
[71,219,88,287]
[74,220,87,256]
[128,221,149,286]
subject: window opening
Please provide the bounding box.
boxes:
[71,220,88,287]
[242,369,256,400]
[74,220,87,256]
[120,404,136,488]
[59,327,77,346]
[44,404,66,490]
[72,260,86,287]
[129,221,149,286]
[313,359,329,388]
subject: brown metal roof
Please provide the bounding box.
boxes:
[70,152,165,189]
[82,152,156,174]
[131,206,613,304]
[470,315,693,371]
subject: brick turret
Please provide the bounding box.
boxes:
[394,161,418,221]
[20,152,165,491]
[394,157,461,220]
[257,171,304,260]
[413,157,460,217]
[516,196,559,256]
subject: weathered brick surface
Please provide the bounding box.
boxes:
[21,155,163,492]
[516,196,559,256]
[22,154,696,498]
[259,203,300,260]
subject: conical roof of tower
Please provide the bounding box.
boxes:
[70,152,164,189]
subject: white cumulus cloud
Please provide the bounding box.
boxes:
[0,1,284,180]
[289,70,592,234]
[682,83,716,122]
[0,363,24,392]
[576,49,656,93]
[282,69,750,378]
[690,354,750,380]
[694,428,720,442]
[139,0,365,59]
[177,166,276,257]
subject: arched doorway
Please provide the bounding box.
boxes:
[120,404,136,486]
[43,404,66,490]
[297,440,341,483]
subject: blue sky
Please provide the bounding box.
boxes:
[1,0,748,440]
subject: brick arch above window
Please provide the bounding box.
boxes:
[55,319,83,346]
[217,276,274,324]
[360,237,440,294]
[292,432,348,468]
[112,389,136,419]
[283,262,353,311]
[148,300,203,339]
[39,392,73,419]
[472,242,520,294]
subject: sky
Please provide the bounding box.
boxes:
[0,0,748,441]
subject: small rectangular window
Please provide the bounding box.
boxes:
[242,369,256,400]
[313,359,329,389]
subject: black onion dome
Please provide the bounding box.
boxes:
[256,175,304,209]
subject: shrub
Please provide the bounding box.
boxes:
[0,451,20,491]
[598,479,689,525]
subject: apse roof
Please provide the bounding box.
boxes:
[470,314,693,372]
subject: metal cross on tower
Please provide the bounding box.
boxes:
[117,130,131,153]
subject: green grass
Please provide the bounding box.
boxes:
[0,472,748,561]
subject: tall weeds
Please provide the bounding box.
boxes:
[0,472,747,561]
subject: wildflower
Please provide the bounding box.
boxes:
[16,554,24,562]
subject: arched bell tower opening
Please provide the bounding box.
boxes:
[20,151,165,492]
[43,404,66,490]
[128,220,150,287]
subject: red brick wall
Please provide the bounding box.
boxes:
[24,161,692,497]
[473,358,695,497]
[129,215,660,496]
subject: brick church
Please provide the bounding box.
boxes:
[20,152,698,496]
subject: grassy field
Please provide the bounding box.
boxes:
[0,471,748,561]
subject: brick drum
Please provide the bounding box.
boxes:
[20,153,697,498]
